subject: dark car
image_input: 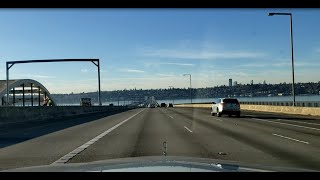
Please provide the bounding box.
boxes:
[168,103,173,107]
[160,103,166,107]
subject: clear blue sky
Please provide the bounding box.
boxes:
[0,8,320,93]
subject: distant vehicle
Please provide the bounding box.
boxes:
[160,103,166,107]
[80,98,92,106]
[148,104,156,108]
[168,103,173,107]
[109,103,114,106]
[211,98,240,117]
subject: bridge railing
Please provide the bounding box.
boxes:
[239,101,320,107]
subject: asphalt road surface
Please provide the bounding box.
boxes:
[1,107,320,171]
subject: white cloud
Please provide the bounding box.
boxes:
[44,67,320,93]
[12,73,56,79]
[141,48,266,60]
[119,69,145,73]
[315,48,320,53]
[81,69,89,73]
[272,62,291,67]
[155,73,175,77]
[159,62,195,66]
[239,63,267,68]
[295,62,320,67]
[239,61,320,68]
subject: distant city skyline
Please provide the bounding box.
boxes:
[1,9,320,93]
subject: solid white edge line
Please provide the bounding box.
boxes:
[276,119,320,126]
[252,118,320,131]
[272,133,309,144]
[51,108,145,165]
[184,126,193,133]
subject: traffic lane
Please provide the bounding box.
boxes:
[171,107,320,146]
[158,108,284,167]
[175,107,320,137]
[166,107,320,170]
[168,107,320,170]
[241,109,320,125]
[241,109,320,121]
[69,108,213,164]
[0,108,144,171]
[0,109,132,148]
[181,107,320,127]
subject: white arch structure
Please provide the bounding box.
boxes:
[6,59,101,106]
[0,79,56,106]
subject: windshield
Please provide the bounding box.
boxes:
[1,8,320,172]
[223,99,239,103]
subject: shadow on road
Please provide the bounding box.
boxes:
[0,108,135,148]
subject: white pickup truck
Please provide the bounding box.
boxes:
[211,98,240,117]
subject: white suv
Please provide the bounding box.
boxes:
[211,98,240,117]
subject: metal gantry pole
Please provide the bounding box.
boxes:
[6,62,9,106]
[98,60,101,106]
[31,83,33,106]
[190,75,192,104]
[290,14,296,106]
[22,83,25,107]
[268,13,295,107]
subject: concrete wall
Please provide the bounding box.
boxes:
[0,106,135,124]
[240,104,320,116]
[175,104,320,116]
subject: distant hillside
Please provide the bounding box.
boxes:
[51,82,320,104]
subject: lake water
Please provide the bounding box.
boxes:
[57,95,320,106]
[157,95,320,105]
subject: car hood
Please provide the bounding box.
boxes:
[2,156,316,172]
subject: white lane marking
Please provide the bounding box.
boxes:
[169,115,174,119]
[252,118,320,131]
[51,109,145,165]
[184,126,193,133]
[272,133,309,144]
[276,119,320,126]
[214,119,223,122]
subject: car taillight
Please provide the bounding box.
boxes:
[221,102,225,107]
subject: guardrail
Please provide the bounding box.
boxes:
[175,101,320,108]
[239,101,320,107]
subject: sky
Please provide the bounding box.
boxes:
[0,8,320,94]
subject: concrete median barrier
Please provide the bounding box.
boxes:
[0,106,136,124]
[175,104,320,116]
[175,104,212,108]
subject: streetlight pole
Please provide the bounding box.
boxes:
[183,74,192,104]
[169,86,174,104]
[269,12,295,106]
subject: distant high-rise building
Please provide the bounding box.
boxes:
[263,80,266,85]
[229,78,232,87]
[251,80,253,85]
[234,81,238,86]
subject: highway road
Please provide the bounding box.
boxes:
[1,107,320,171]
